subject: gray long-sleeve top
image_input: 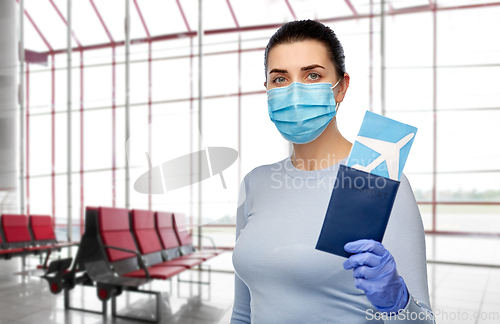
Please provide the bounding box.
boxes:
[230,154,435,323]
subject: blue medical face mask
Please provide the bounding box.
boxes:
[267,81,340,144]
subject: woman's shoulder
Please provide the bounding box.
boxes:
[246,157,288,178]
[237,157,287,212]
[389,172,422,224]
[239,157,288,192]
[396,172,416,201]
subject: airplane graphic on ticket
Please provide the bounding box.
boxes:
[346,111,417,181]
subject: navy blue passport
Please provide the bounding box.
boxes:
[315,164,400,258]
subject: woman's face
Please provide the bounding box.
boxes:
[264,39,348,102]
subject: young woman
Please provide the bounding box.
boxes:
[230,20,435,323]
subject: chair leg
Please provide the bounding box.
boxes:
[112,289,161,323]
[177,274,180,298]
[64,286,107,316]
[177,265,211,301]
[42,250,52,269]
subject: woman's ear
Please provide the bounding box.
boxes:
[264,81,267,88]
[335,72,350,103]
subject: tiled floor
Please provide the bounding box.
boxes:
[0,235,499,323]
[0,252,236,324]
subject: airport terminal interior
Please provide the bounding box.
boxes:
[0,0,499,323]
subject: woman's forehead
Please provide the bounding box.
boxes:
[267,40,331,69]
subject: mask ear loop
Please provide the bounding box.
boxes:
[331,79,342,114]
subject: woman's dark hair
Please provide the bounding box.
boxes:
[264,19,346,81]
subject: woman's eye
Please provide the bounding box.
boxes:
[274,77,286,83]
[307,72,320,80]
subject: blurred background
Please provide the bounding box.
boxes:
[0,0,499,323]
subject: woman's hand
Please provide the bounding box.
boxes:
[343,239,409,314]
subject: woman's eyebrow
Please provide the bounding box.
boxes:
[301,64,325,71]
[269,68,287,74]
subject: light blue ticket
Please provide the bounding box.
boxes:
[346,111,417,181]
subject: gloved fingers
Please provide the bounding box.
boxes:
[354,277,371,292]
[344,239,387,256]
[354,263,398,280]
[352,265,389,280]
[343,252,381,270]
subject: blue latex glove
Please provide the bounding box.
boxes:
[343,239,409,314]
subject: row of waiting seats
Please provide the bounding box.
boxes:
[0,214,76,263]
[43,206,224,323]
